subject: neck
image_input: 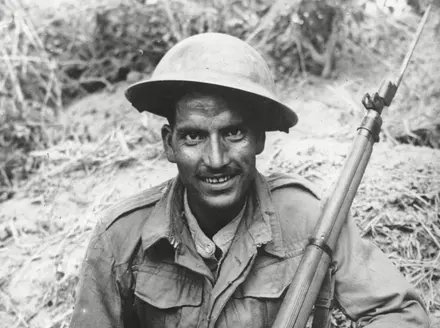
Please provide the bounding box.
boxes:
[187,195,247,239]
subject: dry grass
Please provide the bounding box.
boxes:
[1,0,439,196]
[339,4,440,148]
[0,83,174,328]
[1,1,440,327]
[268,138,440,326]
[20,84,166,200]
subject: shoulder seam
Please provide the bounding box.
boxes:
[267,172,322,200]
[103,179,173,230]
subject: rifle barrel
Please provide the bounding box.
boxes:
[272,121,377,328]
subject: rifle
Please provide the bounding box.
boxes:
[272,5,434,328]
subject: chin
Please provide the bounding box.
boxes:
[203,193,243,211]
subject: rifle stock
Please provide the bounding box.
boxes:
[271,5,432,328]
[272,118,376,328]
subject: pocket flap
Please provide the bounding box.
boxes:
[134,265,203,309]
[234,257,299,299]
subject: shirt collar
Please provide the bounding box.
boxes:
[184,188,246,258]
[140,172,286,258]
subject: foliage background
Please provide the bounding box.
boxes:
[1,0,439,194]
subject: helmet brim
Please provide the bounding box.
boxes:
[125,79,298,133]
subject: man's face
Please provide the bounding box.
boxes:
[162,91,265,214]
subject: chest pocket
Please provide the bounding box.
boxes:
[234,253,300,297]
[227,255,300,328]
[133,261,203,328]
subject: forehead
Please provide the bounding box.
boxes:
[174,91,249,126]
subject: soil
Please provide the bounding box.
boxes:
[1,69,439,327]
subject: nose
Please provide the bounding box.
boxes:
[203,136,230,169]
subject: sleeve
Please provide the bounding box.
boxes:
[333,216,430,327]
[69,221,123,328]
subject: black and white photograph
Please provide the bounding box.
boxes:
[0,0,439,327]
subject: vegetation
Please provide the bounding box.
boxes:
[1,0,439,194]
[0,0,439,327]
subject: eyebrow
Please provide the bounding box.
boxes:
[174,126,205,136]
[174,123,205,133]
[174,120,246,133]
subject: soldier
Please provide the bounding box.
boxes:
[69,33,429,327]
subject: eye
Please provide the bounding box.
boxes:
[226,128,244,140]
[184,131,204,144]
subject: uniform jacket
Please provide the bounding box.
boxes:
[70,172,429,328]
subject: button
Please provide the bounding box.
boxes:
[205,243,214,254]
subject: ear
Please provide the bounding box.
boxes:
[161,124,176,163]
[255,131,266,155]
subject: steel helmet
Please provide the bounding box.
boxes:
[125,33,298,132]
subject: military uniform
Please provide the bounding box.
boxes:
[70,172,429,328]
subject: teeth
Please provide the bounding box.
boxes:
[204,176,232,184]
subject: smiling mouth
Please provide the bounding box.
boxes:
[202,175,234,184]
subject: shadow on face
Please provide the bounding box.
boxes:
[159,88,266,218]
[161,88,266,163]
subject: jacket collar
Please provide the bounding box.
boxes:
[140,172,287,259]
[252,172,286,257]
[140,176,185,251]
